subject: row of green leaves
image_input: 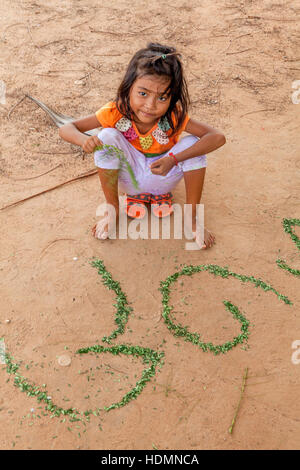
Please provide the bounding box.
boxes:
[276,218,300,277]
[3,218,298,421]
[3,258,165,422]
[160,263,292,355]
[4,343,164,421]
[160,217,299,352]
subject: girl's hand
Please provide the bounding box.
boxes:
[82,135,103,153]
[150,155,175,176]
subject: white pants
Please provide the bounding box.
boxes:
[94,128,207,195]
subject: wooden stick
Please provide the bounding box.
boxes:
[240,108,275,118]
[27,25,39,48]
[86,62,101,72]
[226,48,253,55]
[1,22,26,42]
[39,39,74,48]
[89,24,159,36]
[0,169,98,211]
[76,73,91,98]
[38,238,76,260]
[254,16,298,21]
[46,69,85,73]
[284,58,300,62]
[104,363,128,376]
[7,95,26,120]
[229,367,248,434]
[71,20,90,29]
[26,150,80,155]
[70,14,96,30]
[8,164,62,181]
[235,16,298,22]
[235,76,274,88]
[222,34,252,54]
[234,33,252,40]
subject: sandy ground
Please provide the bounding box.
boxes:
[0,0,300,451]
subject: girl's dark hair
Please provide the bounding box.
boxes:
[115,42,190,136]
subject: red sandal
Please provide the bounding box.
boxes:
[125,193,151,219]
[150,192,174,218]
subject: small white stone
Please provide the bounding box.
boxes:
[5,319,11,324]
[73,257,78,261]
[58,354,71,367]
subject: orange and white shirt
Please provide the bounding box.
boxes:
[95,101,190,158]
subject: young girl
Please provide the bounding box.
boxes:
[59,42,226,248]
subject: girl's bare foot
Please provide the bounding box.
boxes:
[192,220,215,249]
[92,215,110,240]
[92,209,119,240]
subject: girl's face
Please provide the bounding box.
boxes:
[129,74,171,127]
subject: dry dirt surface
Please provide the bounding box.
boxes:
[0,0,300,451]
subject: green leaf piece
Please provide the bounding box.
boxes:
[160,262,292,354]
[276,218,300,277]
[94,144,139,190]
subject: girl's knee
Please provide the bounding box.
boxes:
[179,134,199,148]
[182,155,207,172]
[172,134,199,154]
[98,127,123,144]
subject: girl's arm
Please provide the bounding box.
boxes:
[150,118,225,175]
[174,118,226,163]
[59,114,103,153]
